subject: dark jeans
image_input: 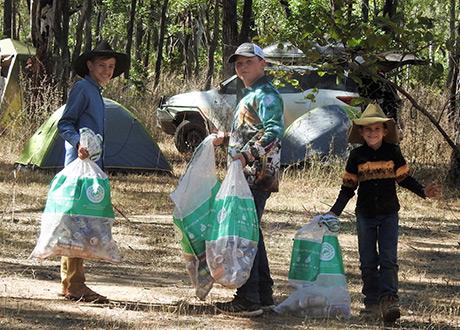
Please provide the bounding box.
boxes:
[236,189,273,304]
[356,212,399,306]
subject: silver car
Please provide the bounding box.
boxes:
[156,66,359,153]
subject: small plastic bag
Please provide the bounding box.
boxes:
[274,215,351,319]
[206,160,259,289]
[79,127,103,162]
[171,135,220,300]
[30,158,120,262]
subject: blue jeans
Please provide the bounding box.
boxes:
[356,212,399,306]
[236,189,273,304]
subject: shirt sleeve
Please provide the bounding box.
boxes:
[249,92,284,158]
[330,150,359,216]
[57,83,89,149]
[393,145,426,198]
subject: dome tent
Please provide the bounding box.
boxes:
[16,98,171,173]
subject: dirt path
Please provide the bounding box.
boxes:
[1,204,459,329]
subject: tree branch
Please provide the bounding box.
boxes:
[389,81,460,159]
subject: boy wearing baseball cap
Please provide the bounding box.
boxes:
[214,42,284,316]
[328,104,440,323]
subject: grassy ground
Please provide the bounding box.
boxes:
[0,131,459,330]
[0,81,459,329]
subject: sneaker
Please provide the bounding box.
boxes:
[380,296,400,323]
[215,296,263,317]
[359,304,381,320]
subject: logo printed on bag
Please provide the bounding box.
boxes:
[320,242,335,261]
[86,184,105,203]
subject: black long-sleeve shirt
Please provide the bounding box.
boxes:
[330,142,426,217]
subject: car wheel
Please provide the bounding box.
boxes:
[174,119,207,153]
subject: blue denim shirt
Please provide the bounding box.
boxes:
[58,75,105,168]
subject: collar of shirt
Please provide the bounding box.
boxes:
[84,74,103,92]
[242,75,270,96]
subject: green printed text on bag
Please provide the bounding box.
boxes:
[173,181,220,255]
[44,175,114,218]
[318,235,345,275]
[208,196,258,242]
[288,239,322,281]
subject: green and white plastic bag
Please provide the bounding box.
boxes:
[274,215,351,318]
[170,135,221,300]
[206,160,259,289]
[30,158,120,262]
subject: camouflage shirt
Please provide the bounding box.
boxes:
[228,76,284,192]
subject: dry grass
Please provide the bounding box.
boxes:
[0,76,459,329]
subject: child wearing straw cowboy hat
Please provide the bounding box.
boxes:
[57,40,129,303]
[328,103,440,323]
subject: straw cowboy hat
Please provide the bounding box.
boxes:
[72,40,129,78]
[348,103,399,144]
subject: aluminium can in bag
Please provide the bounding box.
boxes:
[30,158,120,263]
[274,215,351,319]
[206,160,259,289]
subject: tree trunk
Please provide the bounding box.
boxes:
[383,0,398,18]
[362,0,369,22]
[347,0,353,24]
[84,0,93,52]
[12,0,18,39]
[154,0,169,88]
[3,0,12,38]
[183,11,193,79]
[447,0,460,186]
[135,0,145,63]
[222,0,238,77]
[447,0,457,116]
[144,30,151,68]
[279,0,291,17]
[382,0,399,36]
[125,0,137,79]
[72,0,91,66]
[60,0,71,98]
[238,0,253,44]
[205,0,219,90]
[95,2,105,44]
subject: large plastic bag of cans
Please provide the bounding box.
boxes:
[170,135,221,300]
[206,160,259,289]
[30,158,120,262]
[274,214,351,319]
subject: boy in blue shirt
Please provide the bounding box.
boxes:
[329,103,440,323]
[57,40,128,303]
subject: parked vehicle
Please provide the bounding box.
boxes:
[156,66,360,153]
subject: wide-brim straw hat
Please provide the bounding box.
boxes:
[348,103,399,144]
[72,40,129,78]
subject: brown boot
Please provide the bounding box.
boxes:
[380,295,400,323]
[359,304,381,320]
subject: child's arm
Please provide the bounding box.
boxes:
[393,145,437,198]
[329,150,359,216]
[58,83,89,149]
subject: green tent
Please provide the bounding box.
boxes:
[17,98,171,173]
[0,38,36,125]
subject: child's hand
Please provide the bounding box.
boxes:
[78,144,90,160]
[212,131,226,146]
[424,182,442,199]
